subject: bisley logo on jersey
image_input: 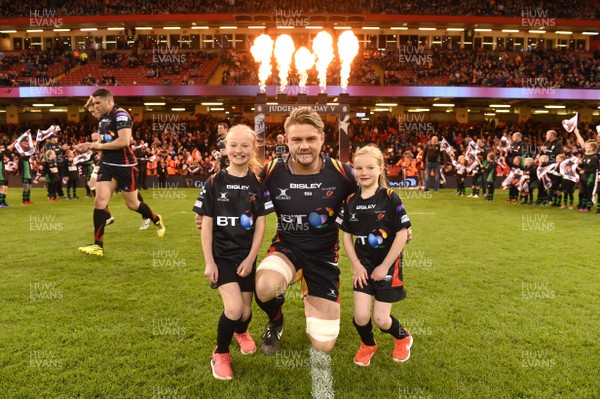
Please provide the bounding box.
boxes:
[356,204,376,210]
[280,214,310,231]
[290,183,322,189]
[227,184,249,190]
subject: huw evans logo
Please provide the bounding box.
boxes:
[521,77,556,95]
[29,9,63,28]
[275,10,309,27]
[399,113,433,133]
[152,113,187,132]
[152,45,187,64]
[398,46,432,65]
[521,9,555,27]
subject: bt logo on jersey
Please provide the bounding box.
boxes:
[216,216,238,226]
[240,211,254,230]
[280,214,310,231]
[216,212,254,229]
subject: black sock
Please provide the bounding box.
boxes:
[235,312,252,334]
[137,192,144,202]
[136,202,159,223]
[216,312,241,354]
[255,295,284,326]
[353,318,375,346]
[93,208,107,247]
[379,316,408,339]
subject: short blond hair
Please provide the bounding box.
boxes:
[284,107,324,134]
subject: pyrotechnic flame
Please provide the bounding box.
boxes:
[337,30,359,91]
[250,34,275,92]
[274,34,296,92]
[312,31,334,92]
[294,46,315,88]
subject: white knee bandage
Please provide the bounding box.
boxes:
[306,317,340,342]
[256,255,293,284]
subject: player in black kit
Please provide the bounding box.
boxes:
[251,108,357,359]
[216,122,229,170]
[337,146,412,367]
[76,88,165,257]
[193,125,273,380]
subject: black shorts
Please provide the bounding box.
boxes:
[561,180,576,193]
[0,180,7,186]
[268,241,340,302]
[355,256,406,303]
[97,163,138,192]
[215,257,255,292]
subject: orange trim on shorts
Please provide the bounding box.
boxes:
[391,257,403,287]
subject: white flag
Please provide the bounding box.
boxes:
[36,125,60,141]
[561,113,578,133]
[74,153,92,165]
[559,157,579,183]
[14,130,35,156]
[440,138,452,155]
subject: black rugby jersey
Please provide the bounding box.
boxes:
[98,104,136,166]
[192,170,273,262]
[336,187,411,272]
[260,155,357,254]
[581,152,599,176]
[0,149,10,181]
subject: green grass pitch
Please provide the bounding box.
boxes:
[0,187,598,399]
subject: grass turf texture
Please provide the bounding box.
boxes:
[0,188,598,399]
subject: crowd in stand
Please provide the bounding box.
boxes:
[0,49,77,87]
[3,0,599,18]
[382,48,600,88]
[3,46,599,89]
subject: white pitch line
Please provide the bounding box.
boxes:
[309,347,335,399]
[409,212,435,215]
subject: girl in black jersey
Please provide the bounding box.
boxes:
[195,125,273,380]
[337,146,413,367]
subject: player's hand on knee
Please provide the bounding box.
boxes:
[195,214,203,230]
[406,227,413,243]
